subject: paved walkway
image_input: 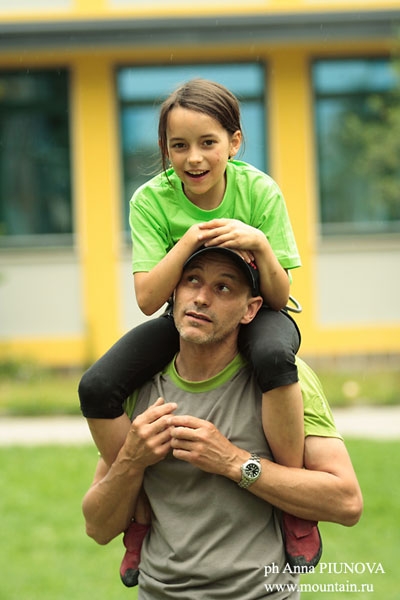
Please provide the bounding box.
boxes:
[0,415,91,446]
[0,406,399,446]
[332,405,400,440]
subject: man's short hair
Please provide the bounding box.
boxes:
[184,247,261,297]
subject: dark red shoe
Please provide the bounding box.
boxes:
[282,513,322,569]
[120,522,150,587]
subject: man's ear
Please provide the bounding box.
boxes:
[240,296,263,325]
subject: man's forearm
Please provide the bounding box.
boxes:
[227,437,362,526]
[168,415,362,527]
[249,460,359,525]
[82,450,145,545]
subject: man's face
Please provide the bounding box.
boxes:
[174,253,259,346]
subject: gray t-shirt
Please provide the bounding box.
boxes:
[129,355,300,599]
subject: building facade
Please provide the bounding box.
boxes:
[1,0,400,367]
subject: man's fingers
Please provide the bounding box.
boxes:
[131,398,177,444]
[153,397,165,406]
[142,398,178,423]
[168,414,203,428]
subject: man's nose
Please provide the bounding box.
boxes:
[193,285,211,305]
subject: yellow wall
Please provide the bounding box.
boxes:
[0,18,399,365]
[73,56,122,362]
[2,0,400,20]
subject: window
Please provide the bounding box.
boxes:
[117,63,266,229]
[313,58,400,236]
[0,69,72,247]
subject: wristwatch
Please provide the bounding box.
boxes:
[238,453,261,488]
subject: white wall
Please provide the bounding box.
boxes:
[1,240,399,343]
[0,249,83,338]
[316,237,400,325]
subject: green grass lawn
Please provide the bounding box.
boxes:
[300,439,400,599]
[0,445,137,600]
[0,439,398,599]
[0,366,81,416]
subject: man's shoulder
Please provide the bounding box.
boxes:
[297,357,342,439]
[123,379,155,420]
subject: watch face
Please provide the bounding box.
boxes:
[245,461,260,479]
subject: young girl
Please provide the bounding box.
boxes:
[79,79,321,585]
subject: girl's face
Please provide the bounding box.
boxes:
[166,106,241,209]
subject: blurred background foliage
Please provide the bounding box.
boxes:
[0,357,399,416]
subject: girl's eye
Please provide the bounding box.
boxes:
[203,139,216,147]
[172,142,186,149]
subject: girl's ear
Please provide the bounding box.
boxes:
[229,130,242,159]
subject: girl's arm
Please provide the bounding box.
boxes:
[252,233,290,310]
[134,224,205,315]
[198,219,290,310]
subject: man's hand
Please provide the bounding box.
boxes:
[122,397,178,469]
[83,398,178,545]
[168,414,247,479]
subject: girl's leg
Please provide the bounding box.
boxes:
[262,382,304,468]
[120,489,151,588]
[238,307,304,467]
[79,311,179,464]
[239,308,322,568]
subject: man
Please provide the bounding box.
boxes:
[82,247,362,599]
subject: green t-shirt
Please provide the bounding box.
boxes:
[129,160,301,273]
[296,357,342,439]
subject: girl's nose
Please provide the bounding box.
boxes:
[188,147,202,164]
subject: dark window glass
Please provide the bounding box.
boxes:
[0,69,72,247]
[313,58,400,236]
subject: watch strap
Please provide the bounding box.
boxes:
[238,453,261,489]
